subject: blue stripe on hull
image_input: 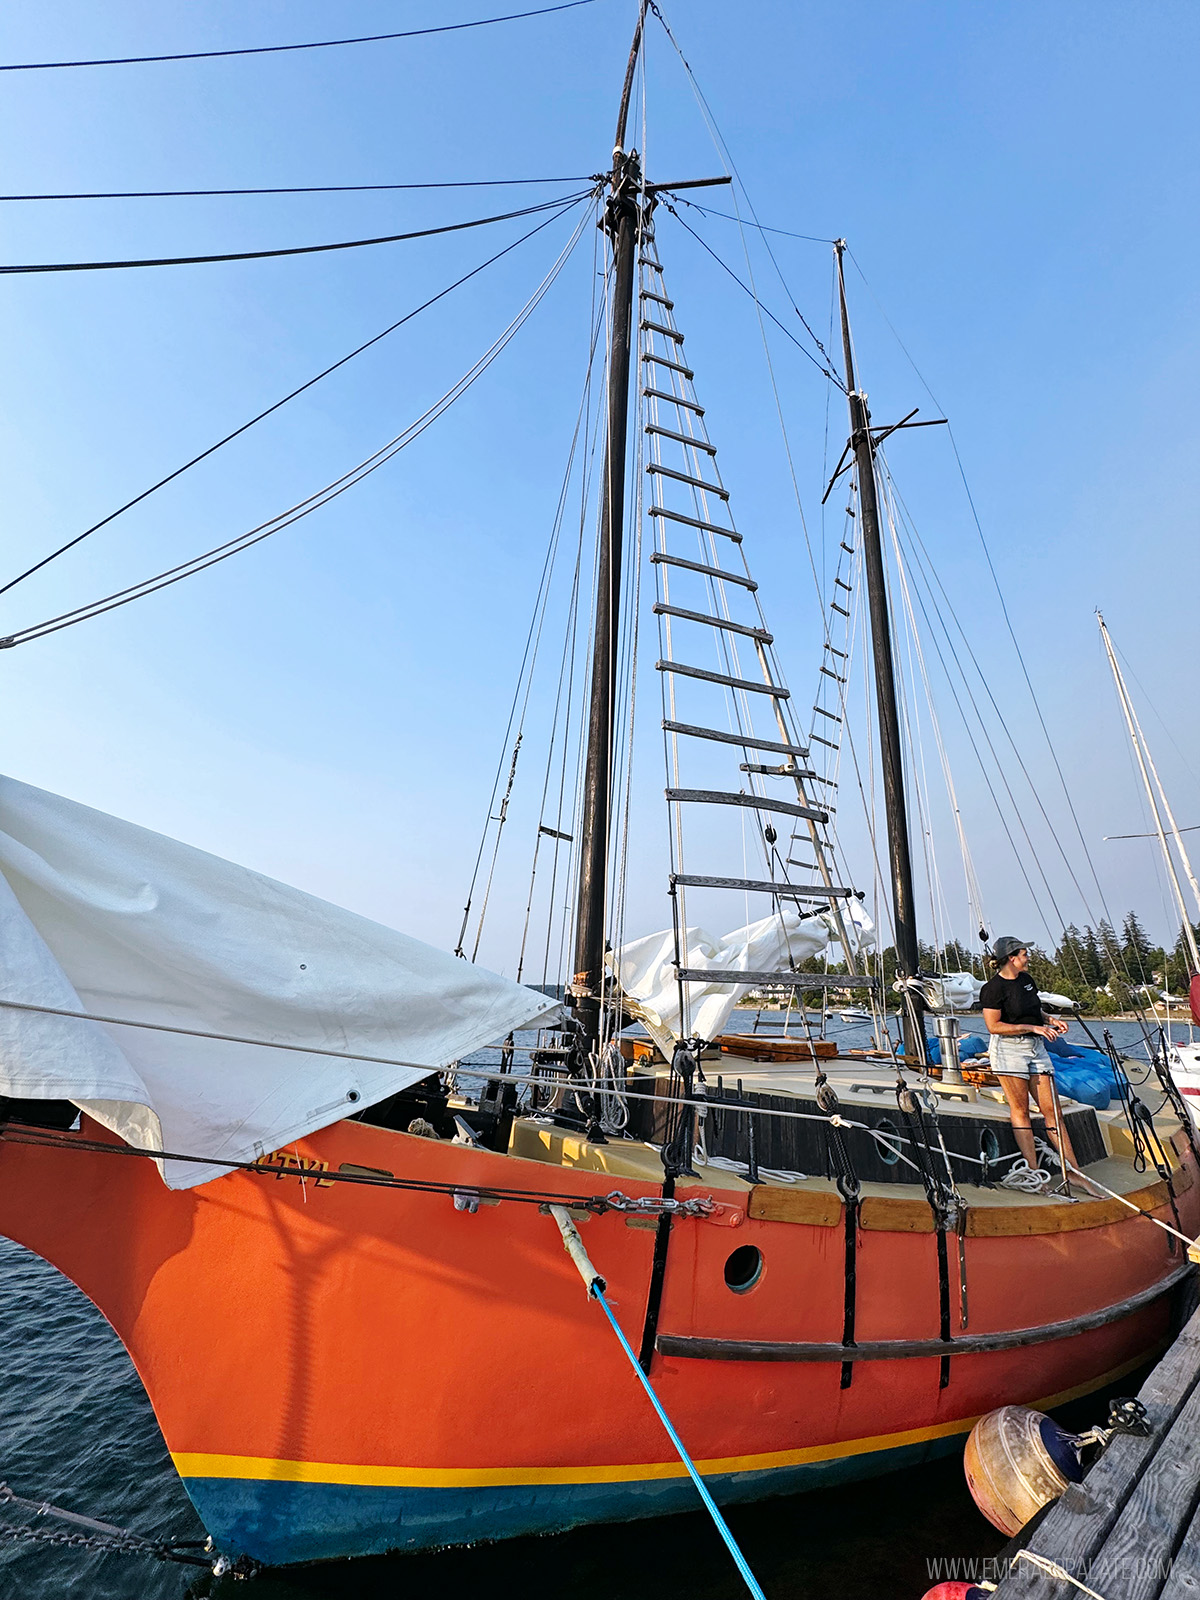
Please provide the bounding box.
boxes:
[183,1435,963,1567]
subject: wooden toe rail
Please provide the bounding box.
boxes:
[656,1263,1194,1364]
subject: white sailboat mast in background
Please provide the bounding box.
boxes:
[1098,611,1200,975]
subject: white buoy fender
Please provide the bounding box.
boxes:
[963,1405,1085,1536]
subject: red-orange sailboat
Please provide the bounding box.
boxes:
[1,5,1197,1573]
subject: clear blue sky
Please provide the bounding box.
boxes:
[2,0,1198,971]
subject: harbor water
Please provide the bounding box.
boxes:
[1,1017,1193,1600]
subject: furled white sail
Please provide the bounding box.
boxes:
[611,902,875,1051]
[0,775,561,1188]
[907,971,984,1013]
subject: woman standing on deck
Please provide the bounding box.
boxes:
[981,936,1081,1191]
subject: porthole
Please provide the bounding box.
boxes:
[980,1127,1001,1165]
[874,1116,902,1166]
[724,1244,763,1294]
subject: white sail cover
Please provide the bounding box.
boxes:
[0,775,561,1188]
[611,901,876,1051]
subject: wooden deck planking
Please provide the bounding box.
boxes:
[991,1299,1200,1599]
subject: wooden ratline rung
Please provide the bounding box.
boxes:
[739,762,818,778]
[650,551,754,589]
[639,255,664,270]
[653,602,771,643]
[674,967,877,989]
[640,319,685,343]
[642,351,695,380]
[664,788,827,823]
[834,577,852,591]
[810,734,838,749]
[657,660,789,699]
[812,706,842,722]
[819,666,846,682]
[787,857,818,870]
[826,644,847,658]
[830,601,850,617]
[649,505,741,541]
[647,463,729,499]
[642,290,674,309]
[662,719,808,759]
[841,541,854,553]
[671,873,855,899]
[643,386,705,416]
[645,422,716,455]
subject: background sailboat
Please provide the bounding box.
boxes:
[1098,612,1200,1109]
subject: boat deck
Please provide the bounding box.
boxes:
[507,1050,1193,1226]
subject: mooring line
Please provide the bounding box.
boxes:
[548,1205,769,1600]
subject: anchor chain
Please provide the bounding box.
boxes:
[0,1482,253,1576]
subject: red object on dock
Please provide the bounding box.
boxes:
[1190,973,1200,1026]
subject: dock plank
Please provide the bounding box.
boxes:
[1083,1375,1200,1600]
[991,1299,1200,1598]
[1158,1497,1200,1598]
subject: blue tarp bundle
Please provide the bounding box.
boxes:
[912,1031,1116,1108]
[1042,1034,1117,1108]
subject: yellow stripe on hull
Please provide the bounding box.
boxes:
[174,1343,1157,1491]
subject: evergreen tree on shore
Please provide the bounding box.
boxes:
[1121,911,1156,983]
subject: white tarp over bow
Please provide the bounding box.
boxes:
[0,775,561,1188]
[610,900,876,1052]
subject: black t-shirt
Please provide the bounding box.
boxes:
[979,971,1044,1027]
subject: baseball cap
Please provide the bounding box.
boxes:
[992,935,1029,961]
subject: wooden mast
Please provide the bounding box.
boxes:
[570,6,647,1055]
[834,242,926,1062]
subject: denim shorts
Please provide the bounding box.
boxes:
[991,1035,1054,1079]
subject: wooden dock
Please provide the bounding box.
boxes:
[991,1298,1200,1599]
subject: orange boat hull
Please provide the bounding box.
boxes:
[0,1115,1192,1565]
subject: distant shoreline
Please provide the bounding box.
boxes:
[730,1001,1187,1024]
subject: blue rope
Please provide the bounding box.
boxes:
[591,1286,769,1600]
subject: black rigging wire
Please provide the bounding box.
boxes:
[1,198,589,599]
[647,5,844,386]
[844,246,1130,950]
[0,202,595,649]
[0,189,594,275]
[0,1,603,72]
[1,177,596,202]
[662,201,845,388]
[671,198,834,245]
